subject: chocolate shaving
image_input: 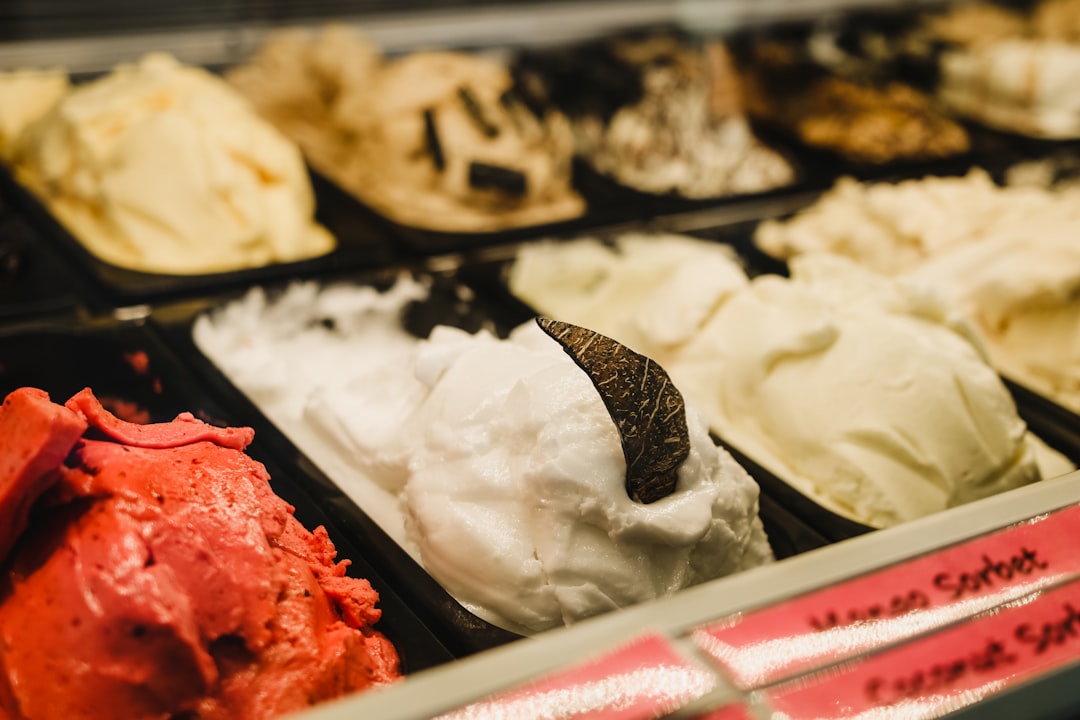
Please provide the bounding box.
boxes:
[537,317,689,504]
[458,86,500,138]
[423,108,446,171]
[469,162,527,196]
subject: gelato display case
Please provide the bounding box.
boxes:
[300,475,1080,720]
[2,0,1080,718]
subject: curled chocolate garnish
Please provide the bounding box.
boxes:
[536,317,689,504]
[423,108,446,172]
[458,86,500,138]
[469,162,527,196]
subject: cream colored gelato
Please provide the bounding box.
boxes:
[5,53,334,274]
[228,26,584,233]
[755,170,1080,414]
[509,233,1073,528]
[192,275,772,634]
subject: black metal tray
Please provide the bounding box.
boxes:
[0,184,84,320]
[0,164,403,308]
[0,319,455,676]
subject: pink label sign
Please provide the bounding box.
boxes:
[765,577,1080,719]
[692,504,1080,688]
[435,633,718,720]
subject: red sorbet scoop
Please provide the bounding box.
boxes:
[0,387,400,720]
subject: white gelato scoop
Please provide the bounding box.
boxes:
[193,275,772,634]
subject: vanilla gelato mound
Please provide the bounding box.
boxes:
[756,170,1080,413]
[4,54,334,275]
[228,26,584,233]
[510,234,1072,527]
[193,276,771,634]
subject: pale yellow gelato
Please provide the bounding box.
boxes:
[755,170,1080,414]
[509,233,1074,527]
[5,53,334,275]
